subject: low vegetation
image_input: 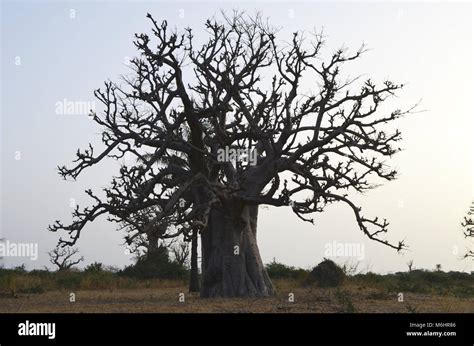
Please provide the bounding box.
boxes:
[308,259,346,287]
[0,259,472,312]
[0,249,189,296]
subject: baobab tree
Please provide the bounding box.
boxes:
[49,12,412,297]
[461,201,474,258]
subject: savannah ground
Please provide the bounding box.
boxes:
[1,266,473,313]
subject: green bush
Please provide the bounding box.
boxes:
[84,262,104,273]
[265,259,309,280]
[309,259,345,287]
[13,264,27,273]
[119,247,188,280]
[55,271,82,289]
[335,289,356,312]
[266,259,294,278]
[348,269,474,297]
[18,284,44,294]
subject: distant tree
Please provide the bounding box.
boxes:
[435,264,442,272]
[120,245,188,280]
[48,246,84,271]
[170,239,190,267]
[119,209,200,292]
[0,237,5,268]
[119,207,174,256]
[50,11,413,297]
[118,152,201,291]
[461,201,474,258]
[84,262,104,272]
[407,260,414,272]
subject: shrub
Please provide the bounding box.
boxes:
[335,289,356,312]
[84,262,104,273]
[266,259,294,278]
[18,283,44,294]
[80,271,116,290]
[309,259,345,287]
[119,247,188,280]
[265,259,309,281]
[55,271,82,289]
[13,264,27,273]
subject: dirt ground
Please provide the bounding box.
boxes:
[0,280,472,313]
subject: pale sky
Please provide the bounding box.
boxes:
[1,1,473,274]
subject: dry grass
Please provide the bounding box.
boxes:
[0,279,472,313]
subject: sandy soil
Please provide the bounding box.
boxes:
[0,281,472,313]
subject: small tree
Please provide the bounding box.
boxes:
[120,245,187,280]
[119,207,175,255]
[406,259,414,272]
[48,246,84,271]
[120,211,200,292]
[117,150,200,291]
[310,259,345,287]
[461,201,474,258]
[170,239,190,267]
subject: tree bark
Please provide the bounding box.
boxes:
[189,228,200,292]
[200,201,274,298]
[147,231,159,254]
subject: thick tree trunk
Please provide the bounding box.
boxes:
[200,201,273,298]
[189,228,200,292]
[147,231,159,254]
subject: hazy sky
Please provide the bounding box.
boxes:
[1,1,473,274]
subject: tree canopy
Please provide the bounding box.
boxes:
[49,12,414,296]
